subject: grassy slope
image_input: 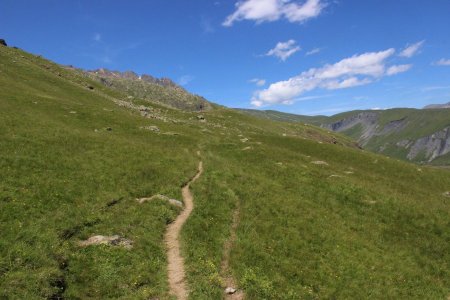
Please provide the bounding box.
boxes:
[1,46,450,299]
[241,108,450,164]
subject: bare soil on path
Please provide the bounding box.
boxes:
[165,158,203,300]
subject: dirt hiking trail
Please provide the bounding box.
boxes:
[165,155,203,300]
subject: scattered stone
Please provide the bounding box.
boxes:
[329,174,342,178]
[140,125,160,132]
[311,161,328,165]
[0,39,7,46]
[276,162,283,166]
[344,171,354,174]
[240,138,248,143]
[443,191,450,198]
[137,194,183,207]
[79,235,133,249]
[242,146,252,151]
[94,129,99,132]
[363,200,377,205]
[225,287,237,295]
[87,85,94,90]
[162,132,179,136]
[282,133,287,137]
[106,127,113,131]
[69,111,77,114]
[197,115,205,120]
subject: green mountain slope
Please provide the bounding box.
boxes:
[241,108,450,164]
[2,45,450,299]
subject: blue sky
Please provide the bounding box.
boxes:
[2,0,450,115]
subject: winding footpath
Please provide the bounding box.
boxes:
[165,157,203,300]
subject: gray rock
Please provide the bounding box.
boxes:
[0,39,7,46]
[79,235,133,249]
[407,126,450,161]
[225,287,236,294]
[140,125,160,132]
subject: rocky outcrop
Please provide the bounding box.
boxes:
[406,126,450,161]
[323,112,378,145]
[85,68,213,112]
[79,235,133,249]
[0,39,7,46]
[379,118,408,135]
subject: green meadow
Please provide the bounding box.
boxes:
[1,45,450,299]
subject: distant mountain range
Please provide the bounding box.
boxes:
[240,106,450,164]
[423,101,450,109]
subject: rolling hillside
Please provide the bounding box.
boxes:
[240,108,450,165]
[2,45,450,299]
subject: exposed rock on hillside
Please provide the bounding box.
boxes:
[85,68,213,112]
[79,235,133,249]
[406,126,450,161]
[0,39,7,46]
[323,112,378,145]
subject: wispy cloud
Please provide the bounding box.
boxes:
[421,85,450,92]
[251,48,413,107]
[399,40,425,58]
[305,47,322,56]
[200,16,215,33]
[223,0,325,27]
[386,64,412,76]
[178,75,194,86]
[266,39,300,61]
[433,58,450,66]
[250,78,266,86]
[93,33,102,42]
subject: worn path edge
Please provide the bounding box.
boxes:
[165,154,203,300]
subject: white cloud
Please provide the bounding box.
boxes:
[251,48,413,107]
[434,58,450,66]
[386,64,412,75]
[305,47,321,56]
[223,0,325,27]
[178,75,194,86]
[399,40,424,58]
[266,39,300,61]
[250,78,266,86]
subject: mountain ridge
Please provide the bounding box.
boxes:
[239,107,450,164]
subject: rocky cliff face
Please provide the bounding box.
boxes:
[322,111,450,163]
[323,112,379,145]
[403,126,450,161]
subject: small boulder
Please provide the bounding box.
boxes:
[311,161,328,166]
[140,125,160,132]
[79,235,133,249]
[443,191,450,198]
[0,39,7,47]
[225,287,237,294]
